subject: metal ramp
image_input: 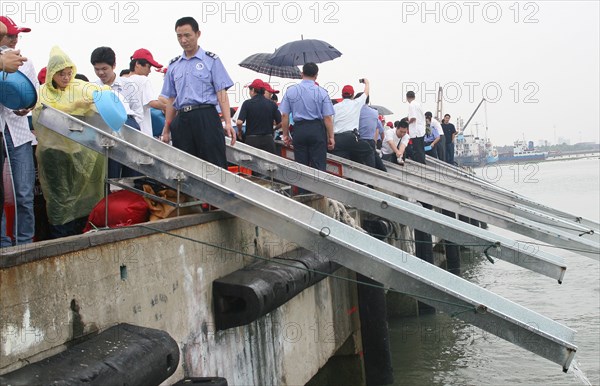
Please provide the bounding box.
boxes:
[37,105,577,370]
[227,142,567,281]
[421,155,600,236]
[384,157,600,241]
[277,147,599,261]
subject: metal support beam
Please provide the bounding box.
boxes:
[376,156,600,260]
[37,106,578,371]
[227,143,568,280]
[423,156,600,234]
[310,153,599,260]
[384,159,599,242]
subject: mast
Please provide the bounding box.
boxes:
[462,98,486,133]
[436,86,443,121]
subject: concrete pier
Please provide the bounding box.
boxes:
[1,197,363,384]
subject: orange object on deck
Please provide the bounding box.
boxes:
[227,166,252,176]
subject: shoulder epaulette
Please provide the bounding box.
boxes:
[169,55,181,65]
[206,51,218,59]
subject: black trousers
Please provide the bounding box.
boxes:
[108,116,142,178]
[425,141,439,159]
[408,135,426,164]
[292,119,327,171]
[171,106,227,168]
[437,135,446,162]
[365,139,386,172]
[245,134,276,155]
[331,131,375,168]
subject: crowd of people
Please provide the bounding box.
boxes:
[0,14,459,246]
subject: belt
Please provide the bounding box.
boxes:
[335,129,359,141]
[177,104,215,113]
[293,119,322,126]
[246,134,272,137]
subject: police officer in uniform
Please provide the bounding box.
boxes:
[279,62,334,171]
[160,16,235,168]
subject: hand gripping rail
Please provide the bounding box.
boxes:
[37,105,577,371]
[228,142,567,281]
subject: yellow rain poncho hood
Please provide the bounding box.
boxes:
[33,46,109,227]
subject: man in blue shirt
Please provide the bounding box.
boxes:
[279,62,334,171]
[355,92,386,172]
[424,115,441,159]
[160,16,236,168]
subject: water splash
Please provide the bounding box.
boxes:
[569,360,593,386]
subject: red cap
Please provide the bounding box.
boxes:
[155,67,168,74]
[248,79,266,90]
[386,121,394,128]
[37,67,47,85]
[131,48,163,68]
[263,82,279,94]
[342,85,354,97]
[0,16,31,35]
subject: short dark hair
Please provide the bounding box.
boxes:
[406,91,415,99]
[176,16,199,32]
[354,92,370,104]
[398,120,409,129]
[444,113,451,118]
[129,58,149,71]
[302,62,319,77]
[74,73,89,82]
[425,111,432,118]
[400,117,409,124]
[250,86,265,95]
[90,47,116,67]
[120,69,131,77]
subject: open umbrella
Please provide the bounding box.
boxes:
[370,105,393,115]
[239,53,302,80]
[268,38,342,67]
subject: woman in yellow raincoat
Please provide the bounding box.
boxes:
[33,46,108,238]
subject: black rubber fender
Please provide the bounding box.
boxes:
[0,323,179,386]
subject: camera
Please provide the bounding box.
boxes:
[359,78,365,83]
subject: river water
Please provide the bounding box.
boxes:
[389,157,600,386]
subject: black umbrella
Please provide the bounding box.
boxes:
[239,53,302,80]
[268,38,342,67]
[370,105,394,115]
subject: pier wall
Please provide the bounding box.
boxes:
[0,198,361,384]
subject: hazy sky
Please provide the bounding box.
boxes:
[3,0,599,146]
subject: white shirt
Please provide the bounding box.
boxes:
[382,129,409,155]
[121,74,156,137]
[94,77,136,117]
[0,59,38,147]
[430,117,443,136]
[408,100,426,138]
[333,93,368,134]
[381,128,399,155]
[399,133,410,147]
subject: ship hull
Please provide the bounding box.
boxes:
[498,153,547,163]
